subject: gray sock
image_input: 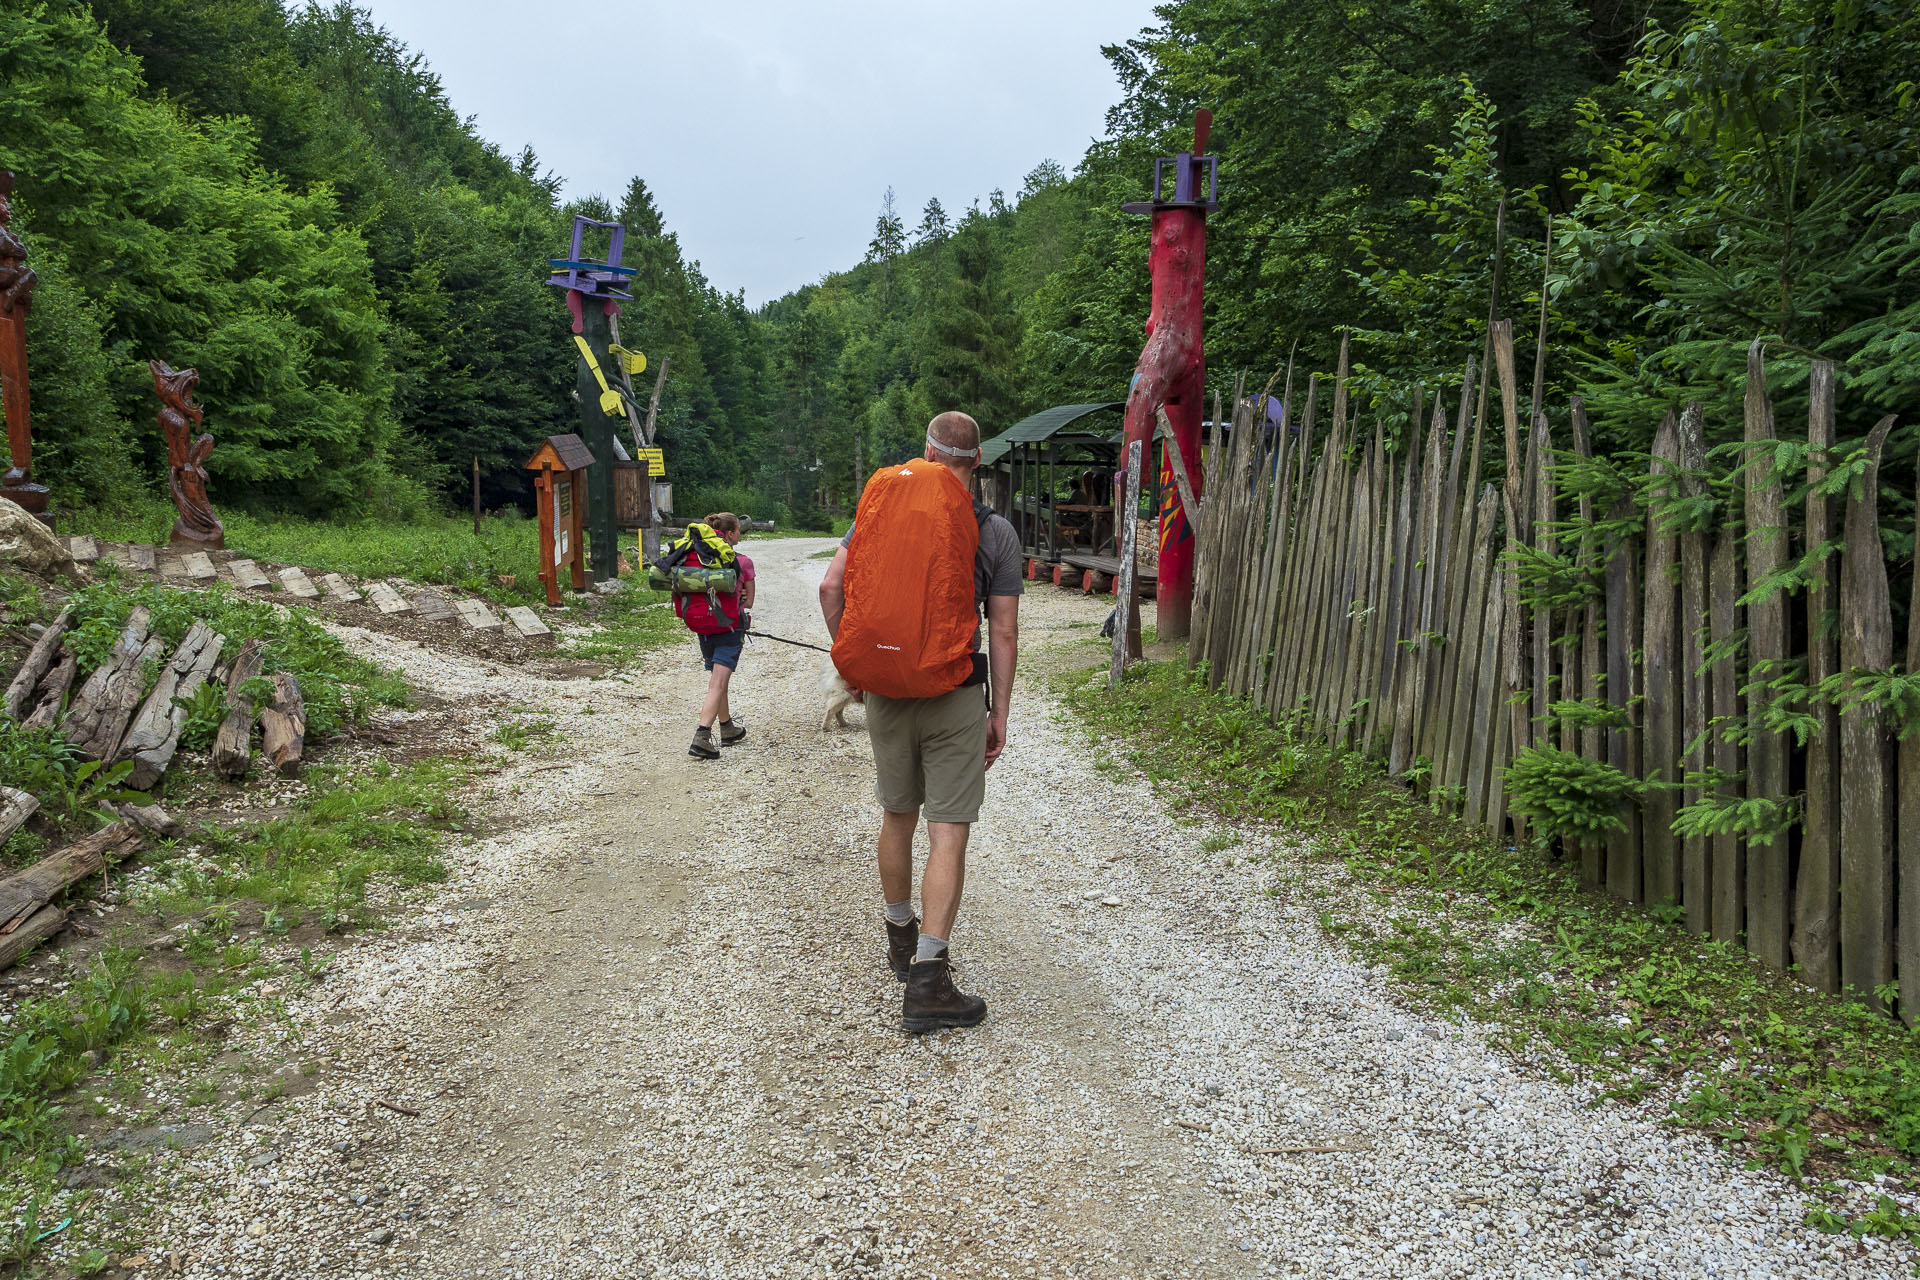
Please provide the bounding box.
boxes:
[884,900,914,926]
[914,933,947,962]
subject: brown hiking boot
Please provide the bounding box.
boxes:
[884,916,919,982]
[902,951,986,1034]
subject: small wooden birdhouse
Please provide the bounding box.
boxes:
[526,434,595,605]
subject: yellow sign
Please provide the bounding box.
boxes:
[635,447,665,477]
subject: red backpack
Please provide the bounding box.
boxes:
[653,523,742,636]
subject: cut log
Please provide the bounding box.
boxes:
[21,652,77,731]
[0,786,38,844]
[106,801,181,839]
[118,621,225,790]
[63,607,160,760]
[211,638,267,780]
[260,673,306,775]
[4,606,72,718]
[0,822,143,934]
[0,905,66,972]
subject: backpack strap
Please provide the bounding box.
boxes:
[971,499,995,617]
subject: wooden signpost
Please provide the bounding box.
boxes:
[526,434,593,606]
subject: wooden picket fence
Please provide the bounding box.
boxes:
[1183,324,1920,1014]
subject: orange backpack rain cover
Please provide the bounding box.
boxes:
[832,458,980,700]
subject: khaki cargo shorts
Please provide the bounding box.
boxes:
[864,684,989,823]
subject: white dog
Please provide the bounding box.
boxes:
[821,660,859,731]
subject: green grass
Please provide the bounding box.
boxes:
[141,757,465,926]
[74,498,574,608]
[557,586,684,665]
[491,716,558,751]
[1065,658,1920,1224]
[0,755,468,1268]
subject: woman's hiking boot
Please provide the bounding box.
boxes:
[688,727,720,759]
[902,951,986,1033]
[884,915,919,982]
[719,718,747,745]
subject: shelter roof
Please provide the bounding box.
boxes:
[980,402,1125,464]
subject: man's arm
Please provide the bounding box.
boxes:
[984,593,1017,769]
[818,547,849,638]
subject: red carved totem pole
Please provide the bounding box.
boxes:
[0,171,49,515]
[1120,111,1218,644]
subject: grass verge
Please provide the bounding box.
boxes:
[1064,659,1920,1237]
[72,498,586,609]
[0,756,469,1270]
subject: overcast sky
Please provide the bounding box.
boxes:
[355,0,1164,306]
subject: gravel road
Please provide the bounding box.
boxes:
[97,538,1908,1279]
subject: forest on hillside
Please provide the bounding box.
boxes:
[2,0,1916,531]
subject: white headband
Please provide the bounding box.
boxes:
[926,434,980,460]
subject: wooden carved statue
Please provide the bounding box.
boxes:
[0,171,48,514]
[150,360,224,549]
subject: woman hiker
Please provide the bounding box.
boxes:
[686,512,755,759]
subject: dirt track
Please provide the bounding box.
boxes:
[96,538,1908,1280]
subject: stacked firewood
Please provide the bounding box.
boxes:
[0,614,307,972]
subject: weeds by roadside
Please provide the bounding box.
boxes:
[73,500,558,608]
[0,756,469,1269]
[557,586,682,665]
[1063,659,1920,1227]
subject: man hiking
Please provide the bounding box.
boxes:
[818,411,1022,1033]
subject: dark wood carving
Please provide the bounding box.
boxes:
[150,360,224,549]
[0,171,48,514]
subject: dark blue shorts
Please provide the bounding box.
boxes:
[700,629,745,671]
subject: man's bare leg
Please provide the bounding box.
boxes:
[902,818,984,1031]
[921,821,970,943]
[878,807,917,906]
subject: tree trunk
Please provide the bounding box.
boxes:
[211,639,267,779]
[118,621,225,790]
[0,822,143,933]
[4,607,72,718]
[259,673,305,775]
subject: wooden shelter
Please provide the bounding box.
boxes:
[980,402,1127,562]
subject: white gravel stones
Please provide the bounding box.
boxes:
[47,540,1914,1280]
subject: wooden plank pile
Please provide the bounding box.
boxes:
[3,614,305,790]
[1189,333,1920,1015]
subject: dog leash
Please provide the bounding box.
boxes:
[747,630,833,654]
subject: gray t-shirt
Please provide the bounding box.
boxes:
[841,511,1024,650]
